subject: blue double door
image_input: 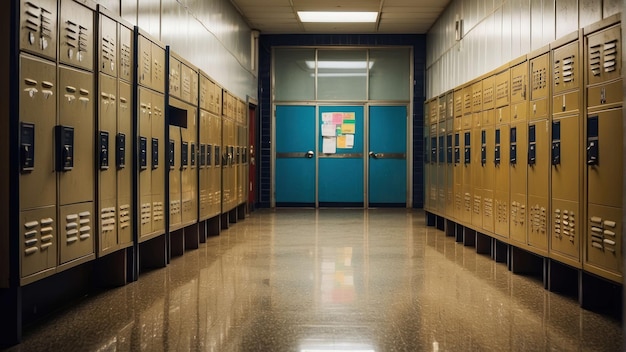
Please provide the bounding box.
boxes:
[275,105,407,207]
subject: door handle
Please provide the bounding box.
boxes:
[306,150,314,158]
[369,151,381,159]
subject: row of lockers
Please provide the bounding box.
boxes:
[10,0,250,286]
[424,15,622,284]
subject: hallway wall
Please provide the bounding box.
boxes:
[426,0,622,98]
[95,0,258,100]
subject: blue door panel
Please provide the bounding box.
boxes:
[369,106,407,205]
[318,158,364,203]
[318,106,364,205]
[275,105,316,205]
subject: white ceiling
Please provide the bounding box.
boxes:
[229,0,450,34]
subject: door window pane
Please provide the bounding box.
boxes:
[274,48,315,101]
[369,48,411,100]
[317,50,367,101]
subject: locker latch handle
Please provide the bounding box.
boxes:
[587,141,598,165]
[481,145,486,166]
[600,87,606,105]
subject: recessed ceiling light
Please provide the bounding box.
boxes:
[297,11,378,23]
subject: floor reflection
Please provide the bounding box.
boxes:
[8,209,622,352]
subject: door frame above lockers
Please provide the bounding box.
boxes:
[271,102,412,208]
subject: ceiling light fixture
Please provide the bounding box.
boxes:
[297,11,378,23]
[305,61,374,70]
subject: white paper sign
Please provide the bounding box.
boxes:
[322,137,336,154]
[345,134,354,148]
[322,124,336,137]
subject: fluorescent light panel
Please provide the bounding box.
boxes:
[298,11,378,23]
[305,61,373,69]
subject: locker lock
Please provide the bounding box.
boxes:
[55,125,74,171]
[20,122,35,172]
[306,150,314,158]
[587,116,599,166]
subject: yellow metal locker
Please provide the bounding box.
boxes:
[58,65,95,265]
[150,91,165,235]
[508,58,529,246]
[19,0,58,60]
[493,66,511,240]
[527,50,550,255]
[445,91,455,216]
[59,0,94,72]
[19,54,58,281]
[138,86,153,238]
[453,87,463,220]
[117,81,132,246]
[168,122,182,230]
[584,18,623,283]
[98,73,118,253]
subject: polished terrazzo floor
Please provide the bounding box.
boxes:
[6,209,623,351]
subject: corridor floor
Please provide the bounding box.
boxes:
[7,209,623,351]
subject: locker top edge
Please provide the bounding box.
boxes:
[97,4,134,31]
[135,26,166,49]
[72,0,97,12]
[527,44,550,61]
[583,13,621,35]
[168,47,199,73]
[550,29,581,50]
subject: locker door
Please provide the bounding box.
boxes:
[58,66,95,264]
[168,124,181,229]
[551,115,581,261]
[117,81,132,246]
[138,87,152,237]
[98,74,118,253]
[471,113,482,228]
[462,129,472,224]
[318,106,364,206]
[151,92,165,234]
[209,112,222,217]
[275,105,316,206]
[19,54,57,278]
[437,122,446,213]
[586,109,623,277]
[182,106,198,225]
[494,123,510,238]
[482,124,496,233]
[527,120,550,253]
[199,110,209,219]
[509,122,528,244]
[453,132,462,220]
[368,106,407,206]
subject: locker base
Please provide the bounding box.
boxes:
[436,216,445,231]
[475,232,491,255]
[454,223,463,243]
[199,221,208,243]
[547,260,580,298]
[492,240,509,264]
[445,219,455,237]
[229,208,238,224]
[139,235,167,271]
[510,246,547,288]
[207,216,221,236]
[237,203,247,220]
[0,287,20,347]
[221,212,230,229]
[94,249,128,287]
[463,227,475,247]
[580,272,623,321]
[170,229,185,257]
[184,223,200,250]
[426,211,436,226]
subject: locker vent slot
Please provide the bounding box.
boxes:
[589,44,602,77]
[119,204,131,229]
[532,66,547,91]
[496,81,509,102]
[483,86,494,105]
[603,40,618,73]
[530,205,547,235]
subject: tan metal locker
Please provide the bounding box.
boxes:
[527,120,550,254]
[445,91,455,216]
[182,105,198,226]
[209,112,222,216]
[117,81,132,246]
[470,111,482,228]
[437,121,446,215]
[199,109,210,220]
[526,50,551,255]
[169,123,182,230]
[99,12,117,77]
[98,73,118,253]
[453,88,463,220]
[19,54,57,280]
[510,60,528,123]
[494,116,511,240]
[509,121,528,245]
[169,57,181,100]
[429,123,438,211]
[19,0,58,60]
[118,23,133,83]
[550,34,583,267]
[138,87,153,237]
[423,101,430,212]
[59,0,94,71]
[584,18,623,283]
[151,43,166,93]
[150,92,165,234]
[137,35,151,88]
[495,67,510,110]
[481,110,496,233]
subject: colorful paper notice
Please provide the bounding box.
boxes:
[342,119,356,134]
[322,124,336,137]
[322,113,333,123]
[332,113,344,125]
[322,137,336,154]
[345,134,354,148]
[337,135,347,149]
